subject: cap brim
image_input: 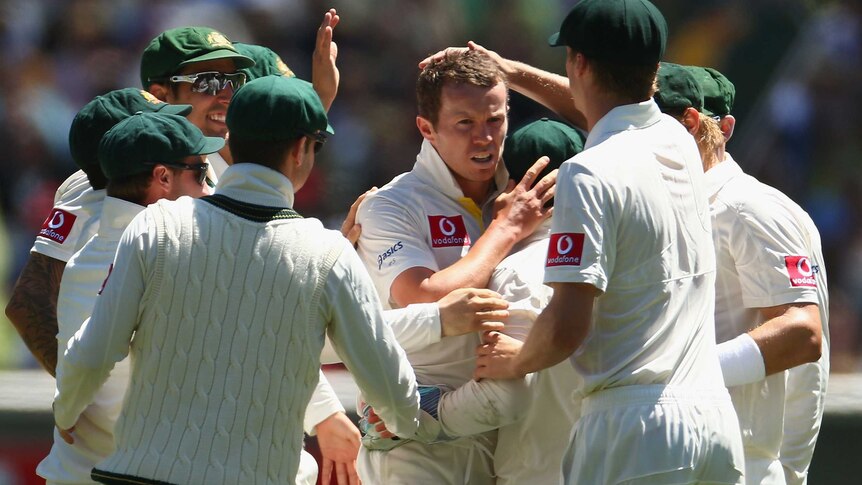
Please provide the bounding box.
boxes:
[325,123,335,136]
[198,136,226,155]
[157,103,193,117]
[179,49,256,70]
[548,32,564,47]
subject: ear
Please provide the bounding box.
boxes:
[290,136,307,167]
[147,83,171,103]
[416,116,435,142]
[681,107,700,135]
[720,115,736,141]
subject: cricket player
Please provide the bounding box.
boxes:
[354,49,554,484]
[475,1,745,484]
[655,63,829,485]
[54,76,435,485]
[4,89,192,376]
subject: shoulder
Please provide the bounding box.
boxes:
[54,170,92,204]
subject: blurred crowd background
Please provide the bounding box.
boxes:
[0,0,860,372]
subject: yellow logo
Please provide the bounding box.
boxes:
[206,31,233,49]
[276,57,295,77]
[139,90,163,105]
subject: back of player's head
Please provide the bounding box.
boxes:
[504,118,585,206]
[416,50,507,126]
[140,26,255,89]
[69,88,192,189]
[687,66,735,117]
[226,76,333,169]
[654,62,704,117]
[233,42,295,81]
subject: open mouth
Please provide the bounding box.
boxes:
[471,153,494,164]
[208,113,226,123]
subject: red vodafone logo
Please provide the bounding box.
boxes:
[38,209,76,244]
[428,215,470,248]
[546,233,585,267]
[785,255,817,288]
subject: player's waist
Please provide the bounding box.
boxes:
[581,384,732,416]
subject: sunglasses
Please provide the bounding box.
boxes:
[147,161,210,185]
[168,71,247,96]
[305,131,327,154]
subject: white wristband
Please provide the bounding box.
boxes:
[717,333,766,387]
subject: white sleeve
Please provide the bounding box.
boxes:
[489,266,550,342]
[31,172,100,262]
[303,370,346,436]
[383,304,441,354]
[321,239,420,438]
[53,211,152,429]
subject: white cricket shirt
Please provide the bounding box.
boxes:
[37,196,142,484]
[32,170,105,263]
[545,100,725,396]
[707,154,829,476]
[356,139,508,388]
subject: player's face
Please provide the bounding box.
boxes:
[167,155,212,199]
[165,59,239,139]
[418,81,508,200]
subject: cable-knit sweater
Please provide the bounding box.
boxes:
[55,164,420,485]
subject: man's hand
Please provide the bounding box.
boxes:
[57,424,75,444]
[316,411,361,485]
[474,331,525,380]
[418,41,512,76]
[439,288,509,337]
[312,8,340,112]
[340,187,377,247]
[492,156,556,243]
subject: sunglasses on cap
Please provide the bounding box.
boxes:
[304,130,327,154]
[168,71,247,96]
[146,161,210,185]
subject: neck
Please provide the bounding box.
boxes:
[219,145,233,165]
[456,177,493,205]
[583,90,636,132]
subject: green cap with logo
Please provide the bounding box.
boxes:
[504,118,585,184]
[140,26,255,88]
[687,66,735,117]
[98,112,224,180]
[227,76,334,142]
[233,42,295,81]
[69,88,192,189]
[654,62,704,114]
[549,0,667,65]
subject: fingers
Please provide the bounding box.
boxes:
[532,167,557,198]
[322,457,334,484]
[336,461,348,485]
[477,320,505,332]
[58,426,74,444]
[517,156,550,190]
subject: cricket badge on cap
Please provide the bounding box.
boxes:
[140,90,163,105]
[38,209,77,244]
[428,215,470,248]
[785,255,817,288]
[206,32,232,49]
[546,233,585,267]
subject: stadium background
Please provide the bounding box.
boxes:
[0,0,859,484]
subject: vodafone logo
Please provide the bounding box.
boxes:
[785,255,817,288]
[38,209,76,244]
[428,215,470,248]
[546,233,585,267]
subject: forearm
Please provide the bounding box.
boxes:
[749,303,822,376]
[5,253,64,376]
[503,60,585,130]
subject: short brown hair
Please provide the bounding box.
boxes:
[577,51,658,104]
[416,50,507,126]
[229,135,305,171]
[106,170,155,205]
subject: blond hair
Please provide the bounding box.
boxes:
[694,113,724,169]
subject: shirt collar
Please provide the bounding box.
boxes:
[207,151,230,180]
[584,99,664,149]
[99,196,144,235]
[413,139,509,205]
[704,152,744,200]
[215,163,297,208]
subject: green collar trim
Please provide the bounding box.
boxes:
[201,194,302,222]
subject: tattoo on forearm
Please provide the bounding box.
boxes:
[5,253,64,376]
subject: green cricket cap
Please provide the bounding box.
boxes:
[687,66,735,117]
[69,88,192,186]
[227,76,334,142]
[233,42,295,81]
[549,0,668,65]
[504,118,585,183]
[654,62,704,114]
[98,112,224,180]
[140,26,255,88]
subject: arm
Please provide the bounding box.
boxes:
[475,282,598,379]
[5,252,64,376]
[391,158,555,306]
[306,371,360,485]
[312,8,340,112]
[419,41,586,130]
